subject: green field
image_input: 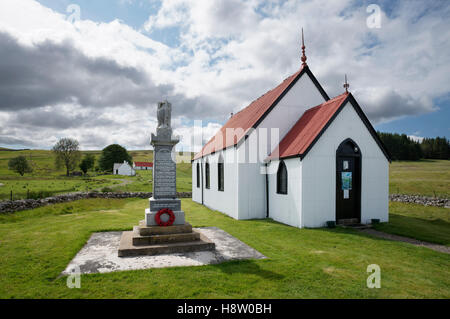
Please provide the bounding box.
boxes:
[0,198,448,299]
[389,160,449,198]
[0,149,192,200]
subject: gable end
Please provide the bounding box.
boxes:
[236,65,329,149]
[299,94,391,162]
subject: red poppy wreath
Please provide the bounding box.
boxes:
[155,208,176,227]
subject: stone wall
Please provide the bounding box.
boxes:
[389,194,449,208]
[0,192,192,214]
[1,192,448,214]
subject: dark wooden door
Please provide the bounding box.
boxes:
[336,156,360,221]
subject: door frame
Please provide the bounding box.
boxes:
[335,138,362,223]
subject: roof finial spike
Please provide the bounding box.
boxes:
[301,28,307,67]
[343,74,350,93]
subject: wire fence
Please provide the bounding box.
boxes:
[1,189,73,201]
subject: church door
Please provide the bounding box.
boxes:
[336,139,361,224]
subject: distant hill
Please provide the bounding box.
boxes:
[0,147,31,151]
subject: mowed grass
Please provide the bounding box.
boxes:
[0,150,193,199]
[374,202,450,246]
[0,199,449,298]
[389,160,449,198]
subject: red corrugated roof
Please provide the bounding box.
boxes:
[193,67,305,160]
[134,162,153,167]
[268,93,349,160]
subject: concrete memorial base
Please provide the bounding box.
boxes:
[144,208,185,226]
[118,221,215,257]
[62,227,266,274]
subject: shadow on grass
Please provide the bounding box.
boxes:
[212,259,284,281]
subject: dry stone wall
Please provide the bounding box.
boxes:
[0,192,192,214]
[389,194,449,208]
[1,192,448,214]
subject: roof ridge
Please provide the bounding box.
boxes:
[194,66,306,160]
[232,68,302,116]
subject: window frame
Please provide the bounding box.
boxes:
[205,161,210,189]
[276,160,288,195]
[218,155,224,192]
[196,162,200,188]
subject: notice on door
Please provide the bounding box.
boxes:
[341,172,352,190]
[343,189,349,199]
[343,160,349,170]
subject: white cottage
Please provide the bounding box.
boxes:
[192,45,391,228]
[113,160,136,176]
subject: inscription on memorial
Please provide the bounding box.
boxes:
[150,199,181,212]
[153,148,176,199]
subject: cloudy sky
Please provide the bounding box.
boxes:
[0,0,449,151]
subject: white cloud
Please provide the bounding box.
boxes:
[408,135,424,143]
[0,0,449,150]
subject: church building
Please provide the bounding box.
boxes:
[192,36,391,228]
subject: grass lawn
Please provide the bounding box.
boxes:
[389,160,449,198]
[0,177,122,200]
[374,202,450,246]
[0,199,449,298]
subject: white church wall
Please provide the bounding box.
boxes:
[236,161,267,220]
[301,101,389,228]
[193,70,329,222]
[234,132,265,219]
[234,72,326,220]
[194,148,239,219]
[267,159,302,228]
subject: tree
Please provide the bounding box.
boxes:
[378,132,423,161]
[79,154,95,175]
[8,156,33,176]
[52,138,81,176]
[421,137,450,160]
[98,144,133,172]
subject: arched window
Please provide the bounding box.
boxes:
[205,160,210,189]
[218,155,224,191]
[196,162,200,188]
[277,161,288,195]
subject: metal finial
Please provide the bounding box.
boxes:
[301,28,307,66]
[343,74,350,93]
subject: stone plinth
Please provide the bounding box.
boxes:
[138,220,193,235]
[118,221,215,257]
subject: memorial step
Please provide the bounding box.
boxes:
[137,220,193,236]
[132,227,200,245]
[118,231,215,257]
